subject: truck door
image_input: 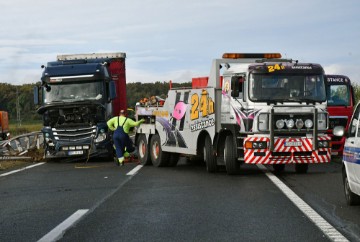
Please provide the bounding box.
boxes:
[344,102,360,194]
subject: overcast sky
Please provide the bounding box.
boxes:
[1,0,359,85]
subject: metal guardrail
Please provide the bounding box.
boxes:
[0,132,44,160]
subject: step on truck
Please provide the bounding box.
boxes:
[34,52,127,159]
[325,75,355,156]
[135,53,331,174]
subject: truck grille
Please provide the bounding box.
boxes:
[52,126,96,142]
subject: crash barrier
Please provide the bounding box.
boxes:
[0,132,44,160]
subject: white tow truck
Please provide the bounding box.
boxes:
[135,53,331,174]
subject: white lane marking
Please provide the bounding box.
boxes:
[257,164,348,242]
[0,162,46,177]
[127,164,143,176]
[38,163,143,241]
[38,209,89,242]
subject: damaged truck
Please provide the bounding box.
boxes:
[34,52,127,160]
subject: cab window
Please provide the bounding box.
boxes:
[327,84,350,106]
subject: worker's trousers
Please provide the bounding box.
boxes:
[113,126,135,159]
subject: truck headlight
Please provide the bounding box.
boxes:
[295,119,304,129]
[276,119,285,129]
[245,141,268,149]
[318,140,331,148]
[317,113,327,130]
[286,119,294,129]
[305,119,313,128]
[95,133,107,143]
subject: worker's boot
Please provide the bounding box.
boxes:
[124,152,130,163]
[118,157,124,166]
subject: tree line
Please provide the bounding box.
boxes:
[0,83,40,122]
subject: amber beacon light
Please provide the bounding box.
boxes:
[222,53,282,59]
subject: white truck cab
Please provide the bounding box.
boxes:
[342,101,360,205]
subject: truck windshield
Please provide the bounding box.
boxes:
[44,80,104,103]
[326,84,350,106]
[249,74,326,102]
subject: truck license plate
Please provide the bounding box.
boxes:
[285,141,302,147]
[68,150,83,155]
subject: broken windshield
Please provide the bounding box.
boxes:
[44,81,104,104]
[249,74,326,102]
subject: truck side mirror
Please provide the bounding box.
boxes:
[34,86,40,105]
[350,118,358,136]
[333,126,345,137]
[231,76,239,97]
[109,81,117,101]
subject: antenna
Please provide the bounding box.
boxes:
[16,86,21,128]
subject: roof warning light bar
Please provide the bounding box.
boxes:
[222,53,282,59]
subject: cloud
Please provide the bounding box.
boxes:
[324,64,360,85]
[126,66,206,84]
[0,39,85,47]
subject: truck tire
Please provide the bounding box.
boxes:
[168,153,180,167]
[344,176,360,206]
[150,134,169,167]
[137,134,151,166]
[204,135,217,172]
[224,134,240,175]
[295,164,308,174]
[273,164,285,173]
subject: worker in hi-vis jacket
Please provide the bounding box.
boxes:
[107,110,145,166]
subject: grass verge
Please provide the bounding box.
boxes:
[9,121,42,137]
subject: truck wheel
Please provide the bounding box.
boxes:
[168,153,180,167]
[224,134,240,175]
[344,176,360,206]
[273,164,285,173]
[295,164,308,174]
[137,134,151,166]
[150,134,169,167]
[204,135,217,172]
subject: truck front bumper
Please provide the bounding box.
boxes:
[44,140,112,159]
[244,136,331,164]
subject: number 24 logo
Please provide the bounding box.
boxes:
[268,64,285,72]
[190,90,215,120]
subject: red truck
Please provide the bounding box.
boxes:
[34,52,127,159]
[325,75,355,156]
[0,111,9,140]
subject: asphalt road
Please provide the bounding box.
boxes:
[0,158,359,242]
